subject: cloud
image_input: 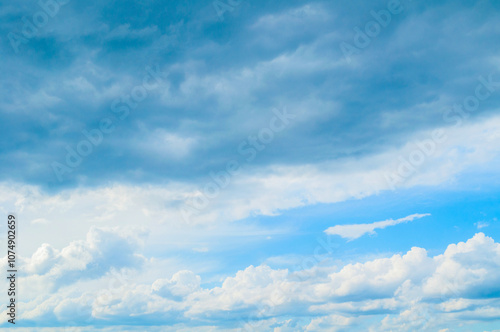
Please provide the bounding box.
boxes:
[305,314,356,331]
[0,0,499,190]
[152,270,201,299]
[2,112,500,255]
[14,226,148,298]
[324,213,431,241]
[475,221,490,229]
[1,1,500,330]
[26,243,59,275]
[7,232,500,330]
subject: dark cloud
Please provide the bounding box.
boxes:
[0,0,499,189]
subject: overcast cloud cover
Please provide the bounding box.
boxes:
[1,0,500,330]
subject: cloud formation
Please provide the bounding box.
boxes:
[0,0,499,188]
[1,1,500,331]
[3,230,500,330]
[324,213,431,240]
[4,226,148,300]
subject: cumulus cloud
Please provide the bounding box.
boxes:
[152,270,201,299]
[1,1,500,331]
[13,226,148,299]
[6,232,500,331]
[324,213,431,240]
[26,243,59,275]
[306,314,356,331]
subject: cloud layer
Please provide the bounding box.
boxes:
[3,230,500,331]
[1,0,500,331]
[0,0,499,189]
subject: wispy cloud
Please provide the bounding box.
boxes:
[324,213,431,241]
[475,221,490,229]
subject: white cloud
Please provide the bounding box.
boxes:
[133,128,197,159]
[4,232,500,330]
[26,243,59,275]
[250,4,331,31]
[152,270,201,299]
[324,213,431,241]
[0,113,499,327]
[7,226,148,302]
[475,221,490,229]
[2,113,500,258]
[306,314,356,331]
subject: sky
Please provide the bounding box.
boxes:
[1,0,500,330]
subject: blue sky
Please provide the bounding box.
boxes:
[1,0,500,330]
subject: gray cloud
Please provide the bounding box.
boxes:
[0,0,499,189]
